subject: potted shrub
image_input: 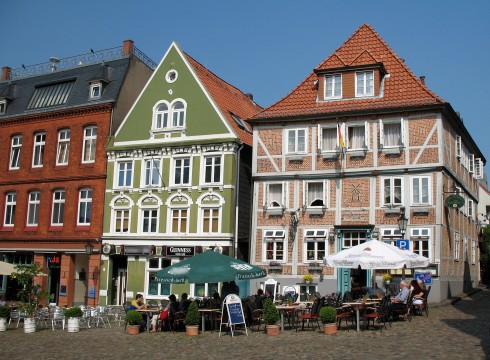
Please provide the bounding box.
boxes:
[64,306,84,333]
[125,310,143,335]
[0,306,10,332]
[185,301,200,336]
[319,306,337,335]
[262,298,280,335]
[303,273,313,284]
[11,263,49,333]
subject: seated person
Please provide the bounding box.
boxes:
[410,280,425,305]
[388,280,410,318]
[151,294,178,332]
[129,294,149,331]
[254,289,266,309]
[178,293,192,313]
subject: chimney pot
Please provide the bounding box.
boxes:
[245,93,253,101]
[123,40,134,56]
[2,66,12,81]
[420,75,425,85]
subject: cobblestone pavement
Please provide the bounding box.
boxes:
[2,289,490,360]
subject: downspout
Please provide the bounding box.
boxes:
[234,143,243,259]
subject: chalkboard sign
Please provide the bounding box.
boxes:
[220,294,247,337]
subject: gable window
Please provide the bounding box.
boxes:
[383,177,403,206]
[78,188,92,225]
[305,181,327,208]
[51,190,65,226]
[9,135,22,170]
[266,183,284,208]
[155,103,169,129]
[0,99,6,114]
[203,155,222,185]
[411,176,430,205]
[27,191,40,226]
[117,161,133,188]
[153,99,186,131]
[380,119,404,148]
[172,101,185,127]
[56,129,70,165]
[32,132,45,167]
[82,126,97,163]
[346,122,369,150]
[411,228,430,258]
[355,71,374,97]
[324,74,341,99]
[4,192,16,227]
[89,82,102,100]
[263,230,285,261]
[454,232,460,261]
[173,157,191,186]
[144,159,161,187]
[304,229,327,262]
[287,128,306,154]
[319,127,338,152]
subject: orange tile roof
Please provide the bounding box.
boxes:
[252,24,444,121]
[185,54,262,146]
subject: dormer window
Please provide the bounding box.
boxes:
[324,74,342,99]
[0,99,6,114]
[90,82,102,100]
[356,71,374,97]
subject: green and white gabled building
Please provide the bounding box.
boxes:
[99,42,261,305]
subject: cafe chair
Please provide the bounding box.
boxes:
[296,297,323,332]
[336,305,355,331]
[393,291,415,322]
[413,285,431,316]
[362,295,391,331]
[243,298,263,332]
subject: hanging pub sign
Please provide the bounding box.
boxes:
[166,246,195,257]
[444,194,465,209]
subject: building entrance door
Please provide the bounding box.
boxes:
[116,268,127,306]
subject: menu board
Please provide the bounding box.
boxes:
[225,294,245,326]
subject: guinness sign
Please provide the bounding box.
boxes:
[166,246,195,257]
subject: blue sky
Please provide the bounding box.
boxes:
[2,1,489,173]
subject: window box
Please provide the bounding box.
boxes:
[288,155,304,162]
[383,147,402,155]
[309,262,323,271]
[322,152,339,160]
[384,208,400,215]
[264,206,286,216]
[268,262,283,272]
[348,150,367,158]
[305,207,326,216]
[413,207,429,214]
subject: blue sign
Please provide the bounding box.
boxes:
[414,272,432,285]
[227,302,245,326]
[396,239,410,250]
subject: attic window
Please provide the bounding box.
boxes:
[0,100,5,114]
[89,82,102,100]
[355,71,374,97]
[166,70,178,83]
[27,81,75,109]
[230,113,251,133]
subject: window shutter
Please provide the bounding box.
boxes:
[400,118,405,147]
[469,154,474,174]
[364,120,370,149]
[474,158,483,179]
[379,119,384,146]
[456,136,462,159]
[317,125,322,151]
[282,181,287,207]
[304,182,309,207]
[265,183,270,207]
[345,125,350,149]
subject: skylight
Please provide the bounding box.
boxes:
[27,81,75,110]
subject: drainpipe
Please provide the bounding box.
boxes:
[234,143,243,259]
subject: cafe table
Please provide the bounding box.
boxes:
[275,304,304,331]
[137,308,159,333]
[342,300,379,331]
[198,308,219,332]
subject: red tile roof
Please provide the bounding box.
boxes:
[185,54,262,146]
[252,24,444,121]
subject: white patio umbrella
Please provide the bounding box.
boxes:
[0,261,16,276]
[323,240,430,269]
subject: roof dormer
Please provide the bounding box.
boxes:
[88,64,110,100]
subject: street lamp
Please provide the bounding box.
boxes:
[85,241,94,255]
[398,207,408,238]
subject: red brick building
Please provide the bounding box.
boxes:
[0,40,154,306]
[248,24,485,303]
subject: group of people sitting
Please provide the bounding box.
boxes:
[388,279,428,318]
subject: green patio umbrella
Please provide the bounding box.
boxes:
[154,250,267,284]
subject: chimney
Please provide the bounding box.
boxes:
[1,67,11,81]
[420,76,425,85]
[123,40,134,56]
[245,93,253,101]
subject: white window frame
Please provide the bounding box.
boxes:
[454,232,460,261]
[342,231,367,248]
[381,228,402,247]
[474,158,483,179]
[0,99,6,114]
[355,71,374,97]
[382,177,404,207]
[263,229,286,262]
[4,192,16,227]
[143,158,161,188]
[346,121,369,150]
[304,180,328,208]
[152,99,187,131]
[116,160,133,188]
[170,207,189,234]
[56,129,70,166]
[77,188,92,226]
[171,156,191,187]
[89,82,102,100]
[463,236,468,262]
[9,135,22,170]
[140,208,159,234]
[286,128,307,154]
[324,74,342,99]
[469,154,474,174]
[304,229,328,262]
[32,132,45,167]
[201,206,220,234]
[455,135,462,159]
[202,154,223,185]
[318,125,339,153]
[147,258,172,297]
[471,239,476,264]
[154,101,169,129]
[410,228,430,259]
[411,176,431,206]
[82,126,97,163]
[51,190,65,226]
[467,199,474,219]
[379,118,405,148]
[27,191,40,226]
[265,182,285,209]
[113,208,130,234]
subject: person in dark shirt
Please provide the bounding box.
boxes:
[254,288,266,309]
[178,293,192,313]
